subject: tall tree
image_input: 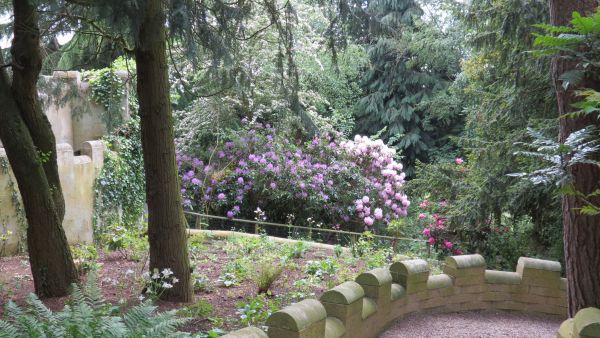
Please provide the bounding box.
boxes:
[135,0,192,302]
[0,0,78,297]
[548,0,600,316]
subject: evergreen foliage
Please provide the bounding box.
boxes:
[355,0,462,174]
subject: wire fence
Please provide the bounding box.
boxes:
[183,211,429,255]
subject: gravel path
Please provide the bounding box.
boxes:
[379,310,563,338]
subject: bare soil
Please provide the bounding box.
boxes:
[0,239,362,334]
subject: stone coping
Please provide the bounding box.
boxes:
[222,254,570,338]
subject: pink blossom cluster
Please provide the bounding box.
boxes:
[418,199,462,256]
[177,123,409,232]
[341,135,409,227]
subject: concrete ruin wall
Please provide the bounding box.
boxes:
[223,254,570,338]
[0,71,126,255]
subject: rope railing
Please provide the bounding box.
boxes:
[183,211,428,253]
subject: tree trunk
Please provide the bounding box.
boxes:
[549,0,600,317]
[135,0,193,302]
[0,0,77,298]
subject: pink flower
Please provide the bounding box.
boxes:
[422,228,431,237]
[362,196,370,204]
[455,158,464,165]
[419,200,430,209]
[418,213,426,219]
[443,240,453,249]
[454,249,463,255]
[427,237,435,245]
[217,193,226,200]
[374,208,383,220]
[364,217,374,226]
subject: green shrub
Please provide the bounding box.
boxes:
[253,259,283,295]
[178,300,213,319]
[281,241,308,259]
[304,259,339,279]
[236,295,279,327]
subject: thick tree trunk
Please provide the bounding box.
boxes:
[0,0,77,298]
[11,0,65,220]
[135,0,193,302]
[549,0,600,317]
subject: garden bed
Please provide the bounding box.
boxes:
[0,233,417,335]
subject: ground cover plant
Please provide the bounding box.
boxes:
[0,233,427,335]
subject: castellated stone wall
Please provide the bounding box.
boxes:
[222,254,579,338]
[0,71,126,255]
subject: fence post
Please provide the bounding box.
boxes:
[255,222,259,234]
[195,215,201,229]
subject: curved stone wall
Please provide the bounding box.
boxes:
[223,254,568,338]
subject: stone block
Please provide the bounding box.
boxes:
[526,303,567,316]
[356,268,392,314]
[320,281,365,305]
[457,284,487,294]
[517,257,561,289]
[266,299,327,338]
[529,286,566,298]
[325,317,345,338]
[453,275,485,286]
[560,278,568,291]
[557,318,574,338]
[457,301,492,311]
[546,295,568,307]
[482,291,511,302]
[420,297,446,310]
[362,298,377,320]
[492,300,526,311]
[574,307,600,338]
[222,327,267,338]
[448,292,481,304]
[320,281,364,334]
[485,270,522,285]
[390,259,430,289]
[427,274,453,290]
[391,283,406,301]
[518,293,548,305]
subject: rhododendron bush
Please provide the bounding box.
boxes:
[177,120,409,232]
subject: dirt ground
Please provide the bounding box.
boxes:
[0,242,357,334]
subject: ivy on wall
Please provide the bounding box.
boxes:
[92,116,146,241]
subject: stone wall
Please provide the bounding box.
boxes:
[0,70,123,256]
[0,141,104,255]
[223,254,569,338]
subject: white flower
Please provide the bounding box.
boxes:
[125,269,134,276]
[138,295,145,301]
[142,271,150,279]
[172,277,179,284]
[162,282,173,289]
[151,272,160,279]
[161,268,173,277]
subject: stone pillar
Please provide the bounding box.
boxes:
[557,307,600,338]
[266,299,327,338]
[319,281,364,337]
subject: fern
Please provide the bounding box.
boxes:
[0,272,189,338]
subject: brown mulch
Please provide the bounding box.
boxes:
[0,240,361,334]
[379,310,563,338]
